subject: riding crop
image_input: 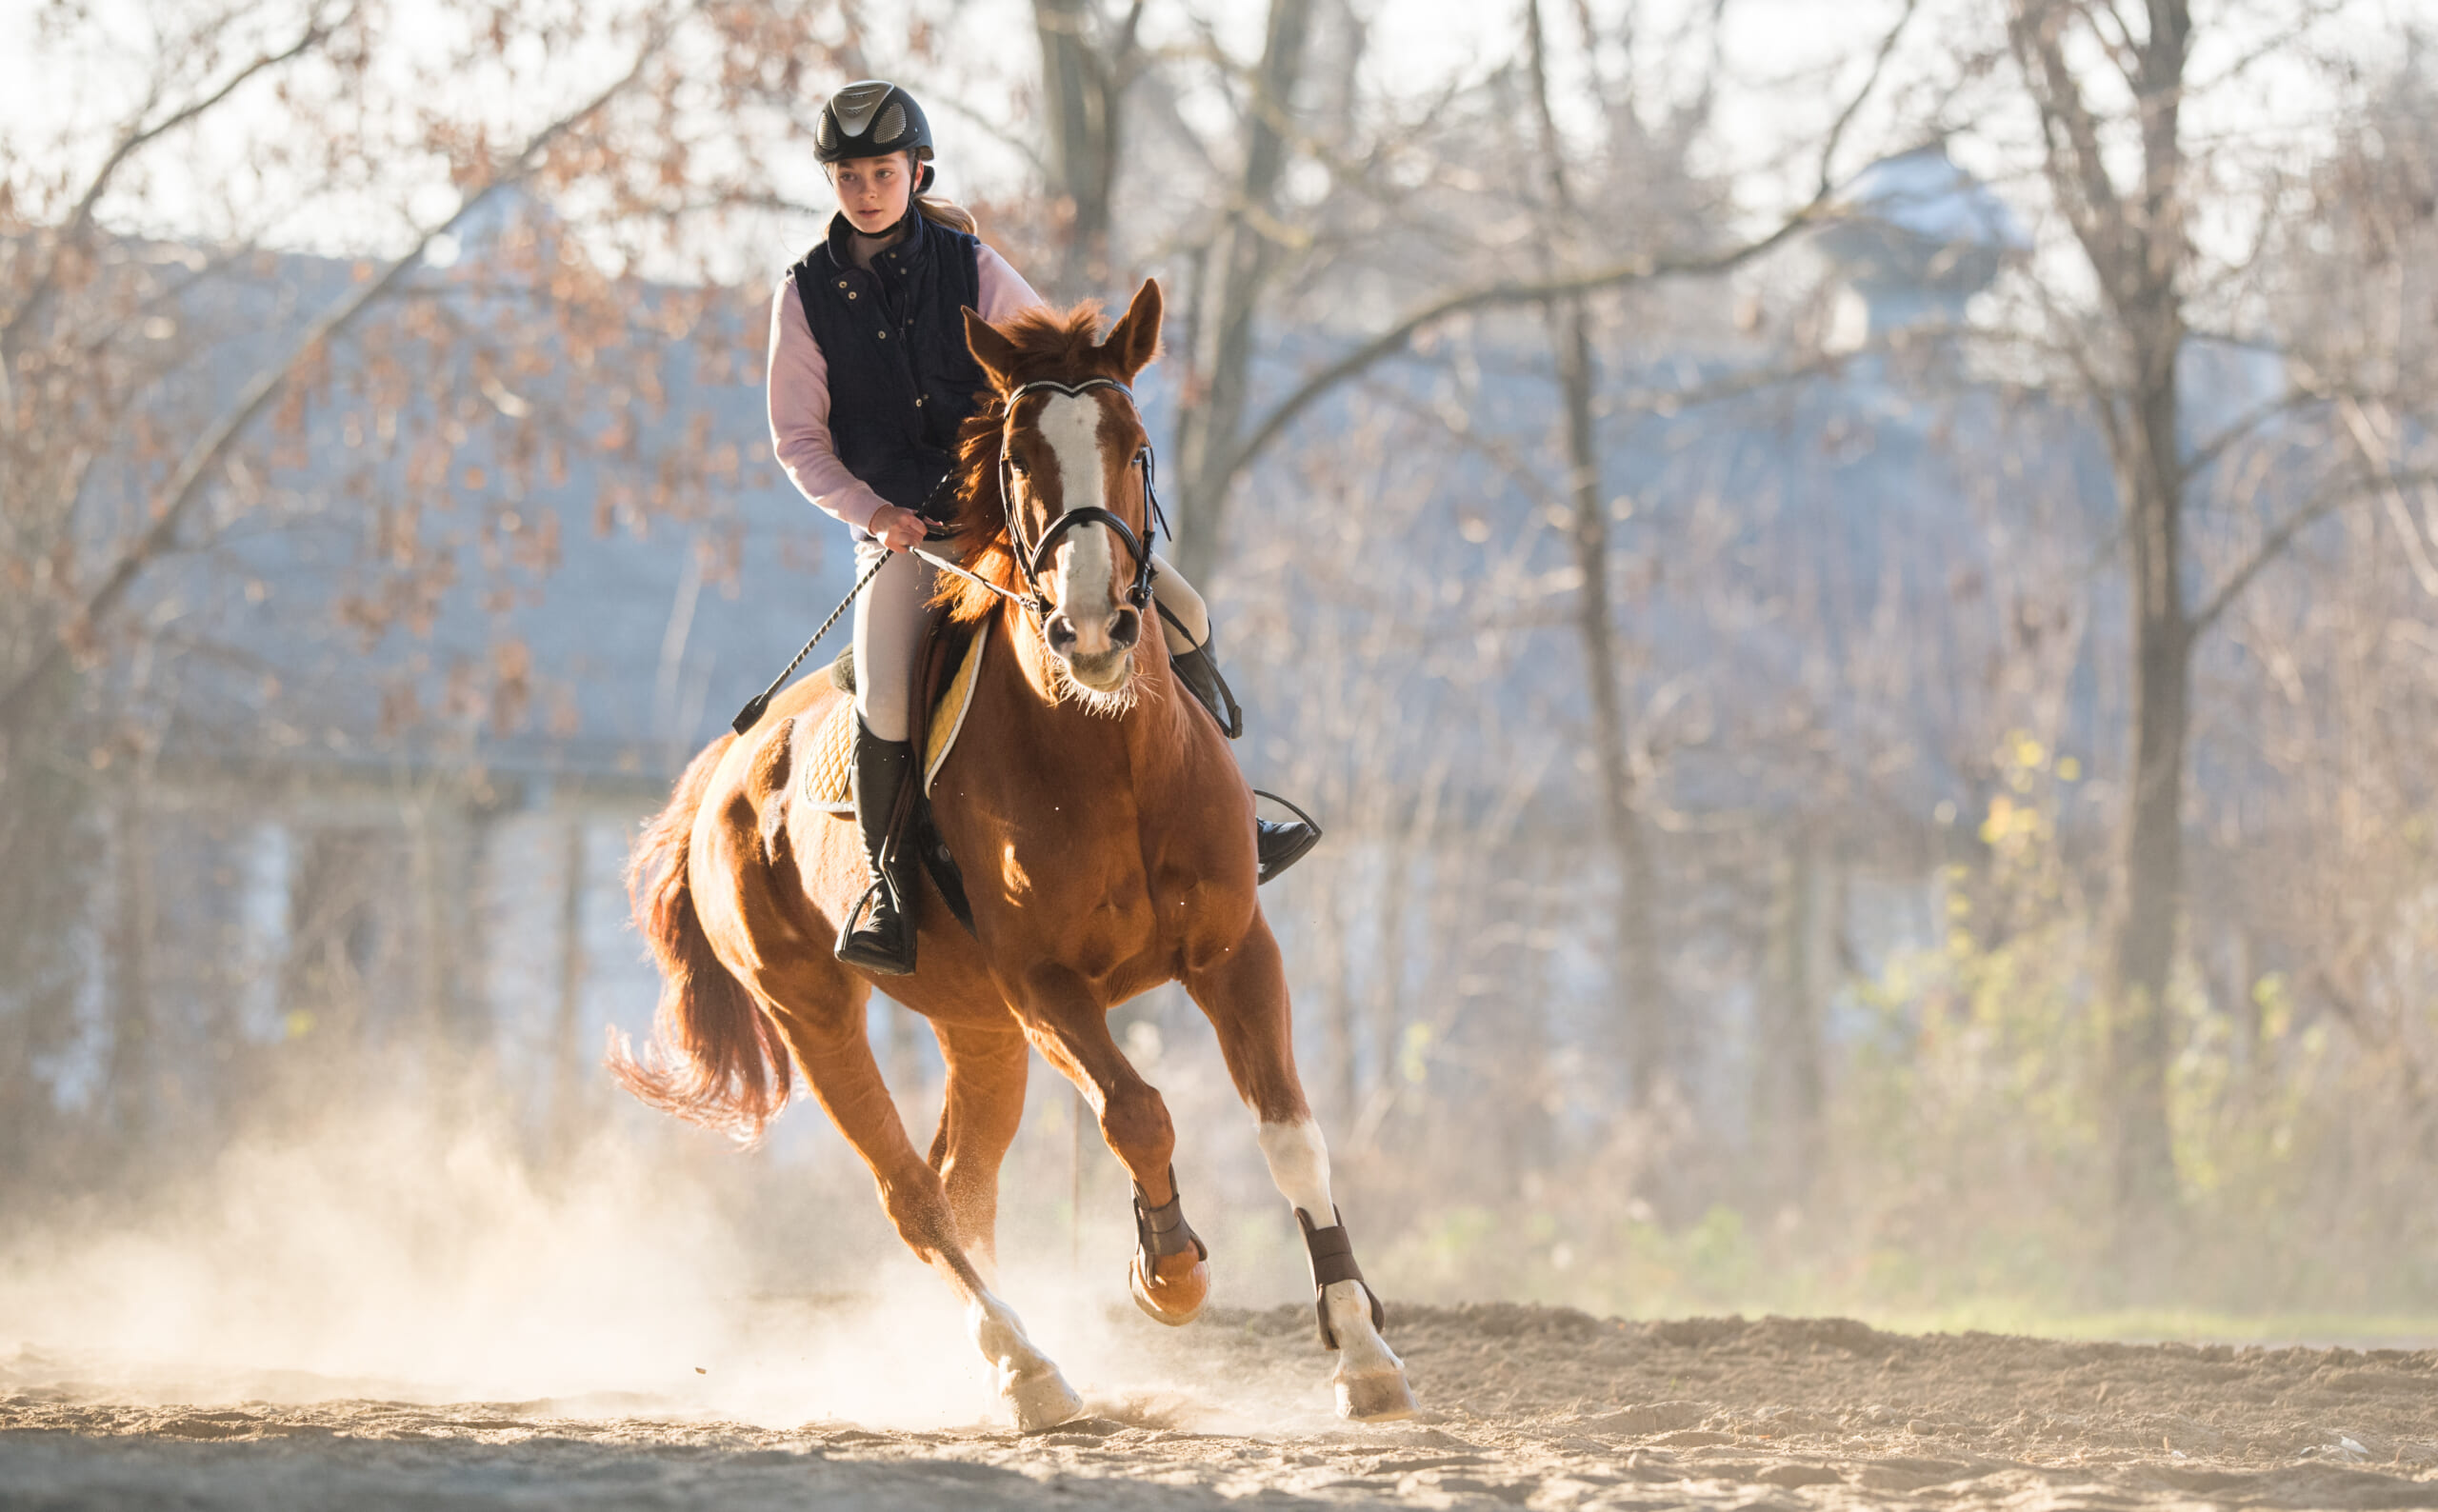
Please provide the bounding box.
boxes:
[729,551,891,735]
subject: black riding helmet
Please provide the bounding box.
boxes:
[816,80,937,194]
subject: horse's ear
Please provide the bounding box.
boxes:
[1101,279,1163,379]
[964,306,1023,391]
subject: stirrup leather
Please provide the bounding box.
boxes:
[834,873,915,975]
[839,874,894,937]
[1160,608,1244,740]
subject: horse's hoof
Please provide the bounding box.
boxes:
[1334,1365,1420,1422]
[1129,1250,1210,1327]
[1007,1365,1086,1433]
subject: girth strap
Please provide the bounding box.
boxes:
[1296,1206,1387,1351]
[1133,1167,1208,1263]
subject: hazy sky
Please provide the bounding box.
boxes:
[0,0,2416,269]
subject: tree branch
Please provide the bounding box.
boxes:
[2187,458,2438,636]
[2179,386,2313,485]
[1815,0,1922,199]
[2008,0,2128,274]
[0,14,676,732]
[2336,396,2438,597]
[1204,0,1919,506]
[1,5,348,356]
[1212,209,1827,494]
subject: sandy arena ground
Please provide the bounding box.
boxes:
[6,1304,2436,1510]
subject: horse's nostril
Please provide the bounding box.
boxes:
[1046,615,1079,654]
[1110,607,1142,648]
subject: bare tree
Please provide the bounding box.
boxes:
[0,0,860,1174]
[1518,0,1669,1104]
[1032,0,1147,299]
[1167,0,1319,582]
[1998,0,2429,1251]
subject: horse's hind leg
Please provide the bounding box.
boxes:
[925,1015,1029,1282]
[1184,918,1418,1422]
[768,1005,1084,1431]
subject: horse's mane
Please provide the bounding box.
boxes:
[935,300,1137,624]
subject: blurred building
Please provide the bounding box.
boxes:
[51,150,2307,1180]
[1815,142,2028,353]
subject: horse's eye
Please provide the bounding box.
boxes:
[1008,454,1029,475]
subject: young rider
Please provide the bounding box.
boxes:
[767,80,1318,977]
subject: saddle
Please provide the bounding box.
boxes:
[800,618,988,931]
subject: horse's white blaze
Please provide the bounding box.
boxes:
[1036,393,1123,653]
[1255,1118,1405,1387]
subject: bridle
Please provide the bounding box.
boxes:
[992,377,1165,625]
[733,376,1165,738]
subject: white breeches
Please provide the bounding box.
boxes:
[851,536,1210,742]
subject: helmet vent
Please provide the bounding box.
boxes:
[829,80,891,137]
[877,102,907,145]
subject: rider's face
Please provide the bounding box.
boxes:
[831,153,915,235]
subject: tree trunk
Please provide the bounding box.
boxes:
[1525,0,1667,1105]
[105,764,156,1156]
[1754,830,1828,1201]
[410,794,479,1054]
[2010,0,2195,1263]
[1553,295,1666,1102]
[0,692,92,1193]
[1033,0,1122,300]
[1323,872,1357,1122]
[1169,0,1312,584]
[548,818,590,1162]
[2108,354,2189,1234]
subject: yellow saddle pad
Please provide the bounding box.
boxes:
[802,627,989,812]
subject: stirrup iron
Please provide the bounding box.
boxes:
[835,875,915,976]
[1253,788,1324,885]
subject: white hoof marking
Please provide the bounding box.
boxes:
[967,1293,1081,1432]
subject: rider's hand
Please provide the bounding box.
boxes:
[869,504,928,553]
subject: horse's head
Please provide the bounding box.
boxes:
[961,280,1164,700]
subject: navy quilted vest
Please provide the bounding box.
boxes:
[789,210,986,513]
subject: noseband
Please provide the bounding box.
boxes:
[995,377,1164,625]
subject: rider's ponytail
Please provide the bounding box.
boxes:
[916,194,978,237]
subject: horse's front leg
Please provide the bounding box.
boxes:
[1184,918,1418,1422]
[1008,966,1213,1325]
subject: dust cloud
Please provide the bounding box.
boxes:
[0,1098,1032,1427]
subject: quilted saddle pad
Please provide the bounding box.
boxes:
[801,626,989,813]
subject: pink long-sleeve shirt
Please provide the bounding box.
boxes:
[766,240,1045,532]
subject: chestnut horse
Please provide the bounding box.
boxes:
[610,280,1415,1429]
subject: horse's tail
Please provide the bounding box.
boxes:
[607,735,792,1143]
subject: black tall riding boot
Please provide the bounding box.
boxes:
[836,719,918,975]
[1171,641,1322,884]
[1169,643,1243,740]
